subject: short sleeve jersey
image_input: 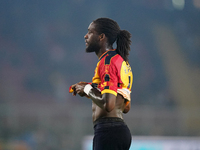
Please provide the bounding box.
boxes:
[92,49,133,101]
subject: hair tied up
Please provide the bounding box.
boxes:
[116,29,131,62]
[93,18,131,62]
[117,30,122,38]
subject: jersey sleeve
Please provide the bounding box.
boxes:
[100,64,118,96]
[98,56,121,96]
[117,61,133,101]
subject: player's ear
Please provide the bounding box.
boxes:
[99,33,106,41]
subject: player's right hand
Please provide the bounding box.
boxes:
[69,84,77,96]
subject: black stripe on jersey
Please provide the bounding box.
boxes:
[104,74,110,81]
[105,51,117,65]
[127,76,131,89]
[99,52,109,61]
[91,83,98,88]
[104,86,109,89]
[118,83,121,87]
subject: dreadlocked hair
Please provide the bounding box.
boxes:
[116,30,131,62]
[93,18,131,62]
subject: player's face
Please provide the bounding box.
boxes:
[84,22,101,53]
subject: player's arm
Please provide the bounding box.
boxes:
[123,101,131,113]
[89,87,116,112]
[75,83,116,112]
[70,82,89,97]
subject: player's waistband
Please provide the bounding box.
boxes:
[93,117,124,127]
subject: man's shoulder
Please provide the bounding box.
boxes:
[105,50,123,64]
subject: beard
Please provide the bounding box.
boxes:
[85,39,100,53]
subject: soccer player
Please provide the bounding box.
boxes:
[70,18,133,150]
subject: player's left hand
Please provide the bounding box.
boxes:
[75,82,88,97]
[69,82,88,97]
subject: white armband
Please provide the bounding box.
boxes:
[84,84,93,95]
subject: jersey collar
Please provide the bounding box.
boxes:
[99,49,116,60]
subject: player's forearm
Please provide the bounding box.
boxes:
[88,88,106,110]
[83,84,108,110]
[123,102,131,113]
[123,107,130,113]
[84,84,115,112]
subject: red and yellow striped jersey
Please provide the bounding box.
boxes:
[92,49,133,101]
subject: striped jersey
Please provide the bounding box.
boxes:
[92,49,133,101]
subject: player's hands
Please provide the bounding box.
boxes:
[69,84,77,96]
[69,82,88,97]
[75,82,87,97]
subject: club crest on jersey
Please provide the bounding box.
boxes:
[105,65,109,74]
[101,81,114,88]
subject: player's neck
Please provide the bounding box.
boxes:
[96,45,113,59]
[96,49,105,59]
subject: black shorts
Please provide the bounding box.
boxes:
[93,117,132,150]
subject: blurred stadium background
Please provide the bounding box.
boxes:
[0,0,200,150]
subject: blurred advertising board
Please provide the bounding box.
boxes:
[82,136,200,150]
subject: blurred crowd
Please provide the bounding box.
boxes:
[0,0,200,150]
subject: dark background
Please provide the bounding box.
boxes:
[0,0,200,149]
